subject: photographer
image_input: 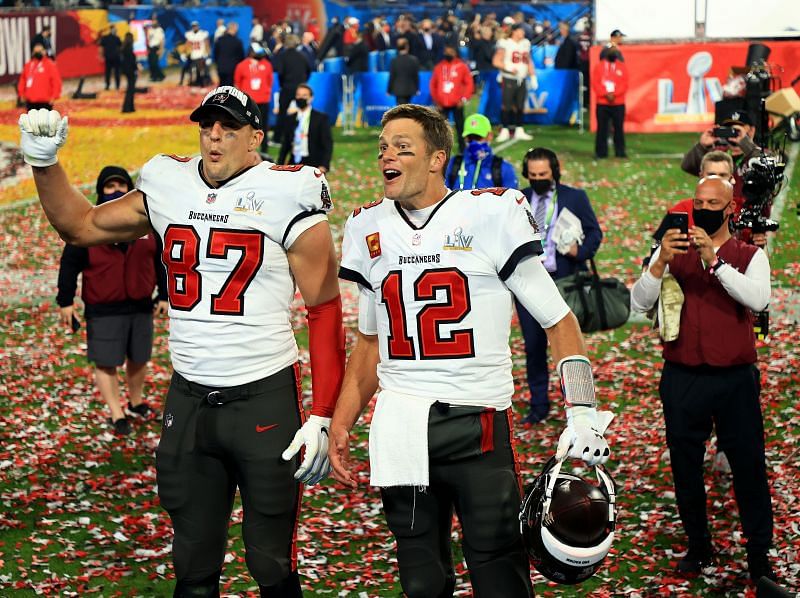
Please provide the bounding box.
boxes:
[681,108,763,209]
[631,176,776,585]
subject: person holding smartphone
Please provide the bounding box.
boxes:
[631,176,776,585]
[56,166,169,436]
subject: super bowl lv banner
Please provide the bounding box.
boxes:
[0,10,107,85]
[589,41,800,133]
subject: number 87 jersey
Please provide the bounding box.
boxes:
[138,155,332,387]
[339,187,543,410]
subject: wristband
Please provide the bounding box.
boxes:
[709,256,726,274]
[557,355,596,409]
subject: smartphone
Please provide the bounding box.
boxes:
[71,314,81,332]
[663,211,689,235]
[712,126,737,139]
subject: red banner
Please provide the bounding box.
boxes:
[589,41,800,133]
[0,10,107,85]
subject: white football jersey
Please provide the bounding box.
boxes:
[497,37,532,81]
[138,156,331,386]
[185,29,209,59]
[340,187,542,409]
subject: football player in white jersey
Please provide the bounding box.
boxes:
[492,24,536,142]
[329,104,612,597]
[19,86,345,597]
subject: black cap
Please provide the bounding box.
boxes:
[190,86,262,129]
[610,29,625,37]
[716,105,753,126]
[95,165,133,204]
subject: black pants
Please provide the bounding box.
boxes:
[122,71,136,113]
[439,105,465,153]
[659,362,773,553]
[105,58,120,90]
[218,70,234,88]
[148,47,164,81]
[156,366,304,592]
[274,86,297,144]
[257,102,271,152]
[501,78,526,128]
[515,297,553,420]
[380,406,532,598]
[395,95,412,105]
[595,104,626,158]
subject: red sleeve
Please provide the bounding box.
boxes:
[307,295,346,418]
[234,62,246,91]
[591,63,604,96]
[51,62,62,99]
[615,63,628,96]
[429,66,441,105]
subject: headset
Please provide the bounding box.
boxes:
[522,147,561,183]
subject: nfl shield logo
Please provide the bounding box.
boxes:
[207,192,217,204]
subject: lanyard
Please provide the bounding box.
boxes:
[537,190,558,233]
[457,157,484,190]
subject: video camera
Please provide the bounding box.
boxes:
[732,153,785,234]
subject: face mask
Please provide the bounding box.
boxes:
[692,204,729,235]
[295,98,308,109]
[530,179,553,196]
[444,54,455,62]
[33,52,43,59]
[466,140,491,161]
[100,190,127,205]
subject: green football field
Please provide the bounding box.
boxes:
[1,119,798,596]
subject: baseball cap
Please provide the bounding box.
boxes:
[502,16,515,25]
[190,86,262,129]
[191,20,199,26]
[250,42,266,56]
[716,105,753,126]
[463,113,492,138]
[610,29,625,37]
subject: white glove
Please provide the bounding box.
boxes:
[18,109,69,167]
[556,407,613,466]
[527,75,539,91]
[281,415,331,485]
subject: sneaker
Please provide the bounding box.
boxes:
[128,402,155,420]
[496,127,511,142]
[514,128,533,141]
[110,417,132,436]
[747,552,777,583]
[676,543,715,574]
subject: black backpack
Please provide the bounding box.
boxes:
[447,154,504,189]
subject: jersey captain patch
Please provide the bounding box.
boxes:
[366,232,381,258]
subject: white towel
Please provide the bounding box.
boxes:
[369,389,435,487]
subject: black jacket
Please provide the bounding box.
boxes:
[555,35,579,70]
[274,48,311,89]
[416,31,444,69]
[278,109,333,171]
[99,33,121,62]
[388,53,420,97]
[345,40,370,74]
[214,33,245,74]
[470,38,495,72]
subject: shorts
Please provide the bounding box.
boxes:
[86,312,154,368]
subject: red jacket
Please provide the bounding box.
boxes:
[430,58,474,108]
[18,56,62,103]
[663,238,758,367]
[234,57,273,104]
[592,59,627,106]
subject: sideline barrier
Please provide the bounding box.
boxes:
[359,71,434,126]
[478,69,580,126]
[268,71,342,128]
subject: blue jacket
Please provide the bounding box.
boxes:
[445,150,518,191]
[522,182,603,279]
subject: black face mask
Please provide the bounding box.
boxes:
[530,179,553,196]
[444,55,455,62]
[295,98,308,109]
[33,52,44,59]
[692,204,729,235]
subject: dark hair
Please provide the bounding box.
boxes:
[522,147,560,182]
[296,83,314,97]
[381,104,453,173]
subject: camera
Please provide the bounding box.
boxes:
[712,126,737,139]
[732,153,785,234]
